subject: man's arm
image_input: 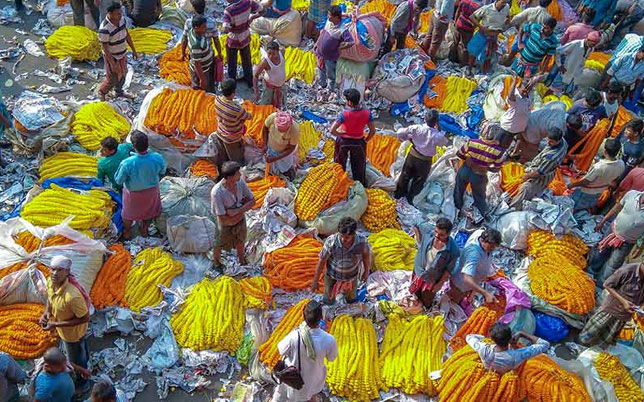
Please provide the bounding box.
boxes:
[254,59,268,100]
[125,29,138,59]
[606,285,636,312]
[507,74,518,102]
[44,313,90,330]
[596,201,624,231]
[310,255,328,292]
[462,274,498,303]
[330,120,342,137]
[366,121,376,141]
[361,245,371,282]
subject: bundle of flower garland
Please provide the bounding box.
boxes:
[380,314,446,396]
[594,352,643,402]
[520,355,591,402]
[124,248,184,312]
[247,176,286,209]
[284,47,316,84]
[367,229,417,271]
[294,163,353,221]
[298,121,334,163]
[500,162,525,196]
[70,102,131,151]
[189,159,218,179]
[170,276,245,352]
[362,189,401,232]
[258,298,309,369]
[241,101,277,148]
[263,235,324,291]
[45,26,101,61]
[585,52,611,72]
[38,152,98,182]
[159,46,191,86]
[0,303,58,359]
[21,185,114,237]
[366,135,401,176]
[528,256,595,315]
[143,88,218,145]
[438,344,524,402]
[441,76,477,114]
[239,276,272,309]
[359,0,397,19]
[90,244,131,309]
[326,315,384,401]
[127,27,172,54]
[526,230,588,269]
[449,306,501,351]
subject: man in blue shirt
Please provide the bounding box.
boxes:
[602,45,644,101]
[0,352,26,402]
[34,348,75,402]
[97,137,133,191]
[511,17,558,78]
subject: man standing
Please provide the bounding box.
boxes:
[271,301,338,402]
[420,0,456,59]
[449,0,479,64]
[97,3,138,101]
[498,73,536,150]
[40,256,90,398]
[580,262,644,347]
[568,138,625,212]
[511,17,558,79]
[222,0,262,88]
[505,0,552,63]
[467,0,509,74]
[410,217,460,308]
[454,127,505,218]
[560,9,595,45]
[262,111,300,178]
[315,6,354,93]
[97,137,133,191]
[33,348,75,402]
[449,228,501,305]
[184,16,220,93]
[602,45,644,102]
[330,88,375,186]
[254,41,287,107]
[214,79,252,167]
[384,0,428,53]
[552,31,599,95]
[210,161,255,270]
[394,109,448,203]
[0,352,26,402]
[71,0,99,28]
[592,190,644,287]
[306,0,331,39]
[509,128,567,210]
[311,217,371,305]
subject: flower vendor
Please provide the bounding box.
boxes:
[315,6,354,93]
[498,73,538,150]
[222,0,262,88]
[185,16,220,93]
[311,217,372,305]
[384,0,427,53]
[420,0,456,59]
[410,217,460,308]
[262,111,300,178]
[467,0,509,74]
[511,100,566,163]
[210,161,255,271]
[114,131,167,239]
[254,41,287,107]
[505,0,553,64]
[214,79,252,168]
[511,18,559,79]
[33,348,75,402]
[97,136,133,192]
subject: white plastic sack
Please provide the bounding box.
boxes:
[493,211,540,250]
[47,3,73,27]
[0,266,47,306]
[376,74,424,103]
[577,349,621,402]
[157,177,216,235]
[250,9,302,47]
[300,182,368,235]
[365,162,396,192]
[167,215,218,254]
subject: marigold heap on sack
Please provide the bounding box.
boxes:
[362,189,400,232]
[594,352,644,402]
[39,152,98,182]
[127,27,172,54]
[294,163,353,221]
[368,229,416,271]
[259,298,309,369]
[239,276,272,309]
[189,159,218,178]
[159,46,191,86]
[0,303,58,359]
[170,276,245,352]
[70,102,131,151]
[520,355,591,402]
[365,135,401,176]
[263,235,324,291]
[247,176,286,209]
[44,26,101,61]
[90,244,131,309]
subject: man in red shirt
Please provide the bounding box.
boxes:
[330,88,375,185]
[616,167,644,200]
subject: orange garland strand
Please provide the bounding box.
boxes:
[263,235,324,292]
[189,159,218,179]
[247,176,287,209]
[241,101,277,149]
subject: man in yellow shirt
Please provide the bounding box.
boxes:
[262,111,300,179]
[40,255,90,397]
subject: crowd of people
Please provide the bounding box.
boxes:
[4,0,644,398]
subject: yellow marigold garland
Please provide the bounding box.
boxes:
[365,135,401,176]
[294,162,353,221]
[247,176,286,209]
[258,298,309,369]
[124,247,184,312]
[70,102,131,151]
[526,230,588,269]
[44,26,101,61]
[441,76,477,114]
[127,27,172,54]
[298,121,334,163]
[326,315,384,401]
[263,235,324,292]
[170,276,245,352]
[39,152,98,182]
[362,189,400,232]
[239,276,272,309]
[367,229,417,271]
[0,303,58,359]
[219,34,261,65]
[90,244,131,309]
[594,352,644,402]
[284,47,316,84]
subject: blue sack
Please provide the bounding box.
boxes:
[533,311,569,342]
[390,101,410,117]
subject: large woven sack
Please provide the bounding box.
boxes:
[300,182,368,235]
[339,15,386,62]
[167,215,218,254]
[157,177,215,235]
[250,10,303,47]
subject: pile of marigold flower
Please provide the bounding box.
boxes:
[170,276,245,352]
[90,244,131,309]
[259,298,309,369]
[263,235,323,291]
[368,229,416,271]
[159,46,191,86]
[242,101,276,148]
[239,276,272,309]
[189,159,218,179]
[449,305,502,351]
[365,135,400,176]
[70,102,131,151]
[526,230,588,269]
[362,189,400,232]
[294,163,353,221]
[124,248,184,312]
[44,26,101,61]
[247,176,286,209]
[38,152,98,182]
[594,352,644,402]
[0,303,58,359]
[519,355,591,402]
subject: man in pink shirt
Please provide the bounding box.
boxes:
[616,166,644,200]
[560,9,595,44]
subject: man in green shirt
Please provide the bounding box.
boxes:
[97,137,133,191]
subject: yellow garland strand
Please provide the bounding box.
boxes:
[38,152,98,182]
[440,76,477,114]
[594,352,644,402]
[127,27,172,54]
[284,47,316,84]
[259,298,310,369]
[239,276,272,309]
[70,102,131,151]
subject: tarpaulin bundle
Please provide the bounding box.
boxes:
[159,46,191,86]
[534,311,569,342]
[439,114,478,138]
[44,26,101,61]
[284,47,316,84]
[440,76,477,114]
[127,27,172,54]
[241,101,277,148]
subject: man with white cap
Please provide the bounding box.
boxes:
[262,111,300,179]
[40,255,91,398]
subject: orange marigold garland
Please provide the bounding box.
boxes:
[90,244,132,309]
[258,298,309,369]
[263,235,324,292]
[189,159,218,178]
[366,135,401,176]
[159,45,190,86]
[0,303,58,359]
[247,176,286,209]
[449,306,502,351]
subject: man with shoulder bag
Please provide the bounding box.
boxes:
[272,300,338,402]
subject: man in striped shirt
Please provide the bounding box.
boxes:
[186,16,218,93]
[222,0,262,88]
[509,128,567,210]
[214,78,251,168]
[97,3,138,101]
[511,17,558,79]
[454,127,505,217]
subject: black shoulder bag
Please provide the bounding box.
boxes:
[272,331,305,390]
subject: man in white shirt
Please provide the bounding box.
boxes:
[497,73,537,149]
[510,100,567,162]
[551,30,599,95]
[272,300,338,402]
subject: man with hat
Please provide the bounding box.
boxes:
[551,30,600,95]
[40,255,91,397]
[262,111,300,179]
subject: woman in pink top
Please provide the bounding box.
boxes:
[330,88,375,185]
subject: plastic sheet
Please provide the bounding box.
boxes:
[142,321,180,371]
[167,215,218,254]
[373,49,427,103]
[493,211,542,250]
[12,91,65,131]
[534,311,570,342]
[300,182,368,235]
